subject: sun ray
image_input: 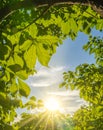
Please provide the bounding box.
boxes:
[32,111,48,130]
[58,114,71,127]
[19,115,36,129]
[44,112,52,130]
[54,113,64,130]
[51,112,54,130]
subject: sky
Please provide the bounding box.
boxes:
[26,30,102,114]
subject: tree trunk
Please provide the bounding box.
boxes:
[0,0,103,20]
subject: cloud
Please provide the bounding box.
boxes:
[27,66,87,114]
[47,90,79,96]
[47,90,87,114]
[27,66,67,88]
[31,83,50,87]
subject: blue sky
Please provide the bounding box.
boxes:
[27,30,102,114]
[50,32,95,68]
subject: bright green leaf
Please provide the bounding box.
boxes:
[18,78,30,97]
[16,70,28,80]
[37,43,50,66]
[24,44,36,69]
[14,53,24,67]
[20,40,32,51]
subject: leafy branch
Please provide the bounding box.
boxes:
[17,6,51,33]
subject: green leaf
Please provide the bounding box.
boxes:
[0,44,8,60]
[10,81,18,95]
[20,40,32,51]
[16,70,28,80]
[96,19,103,30]
[0,68,5,78]
[0,92,11,109]
[59,82,66,88]
[37,99,44,108]
[24,44,36,69]
[7,32,21,45]
[25,100,36,109]
[28,23,38,38]
[70,18,78,33]
[8,64,22,73]
[7,57,15,66]
[30,96,36,101]
[0,92,6,102]
[62,21,70,35]
[37,43,50,66]
[14,53,24,67]
[3,124,14,130]
[18,78,30,97]
[70,84,75,90]
[83,44,89,51]
[11,99,23,108]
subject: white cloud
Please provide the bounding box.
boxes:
[31,83,50,87]
[47,90,87,114]
[27,66,87,114]
[47,90,79,96]
[27,66,67,88]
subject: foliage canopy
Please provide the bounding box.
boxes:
[0,0,103,129]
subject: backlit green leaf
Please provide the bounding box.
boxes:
[24,44,36,69]
[18,78,30,97]
[37,43,50,66]
[14,53,24,67]
[16,70,28,80]
[20,40,32,51]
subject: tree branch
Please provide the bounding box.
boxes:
[0,0,103,21]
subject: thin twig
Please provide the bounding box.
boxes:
[79,3,98,19]
[0,11,15,25]
[85,10,98,19]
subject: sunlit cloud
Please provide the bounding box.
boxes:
[27,66,67,88]
[27,66,86,114]
[47,90,87,114]
[47,90,79,96]
[30,83,50,87]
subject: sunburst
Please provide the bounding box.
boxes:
[44,97,60,111]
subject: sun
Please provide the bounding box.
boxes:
[44,97,60,111]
